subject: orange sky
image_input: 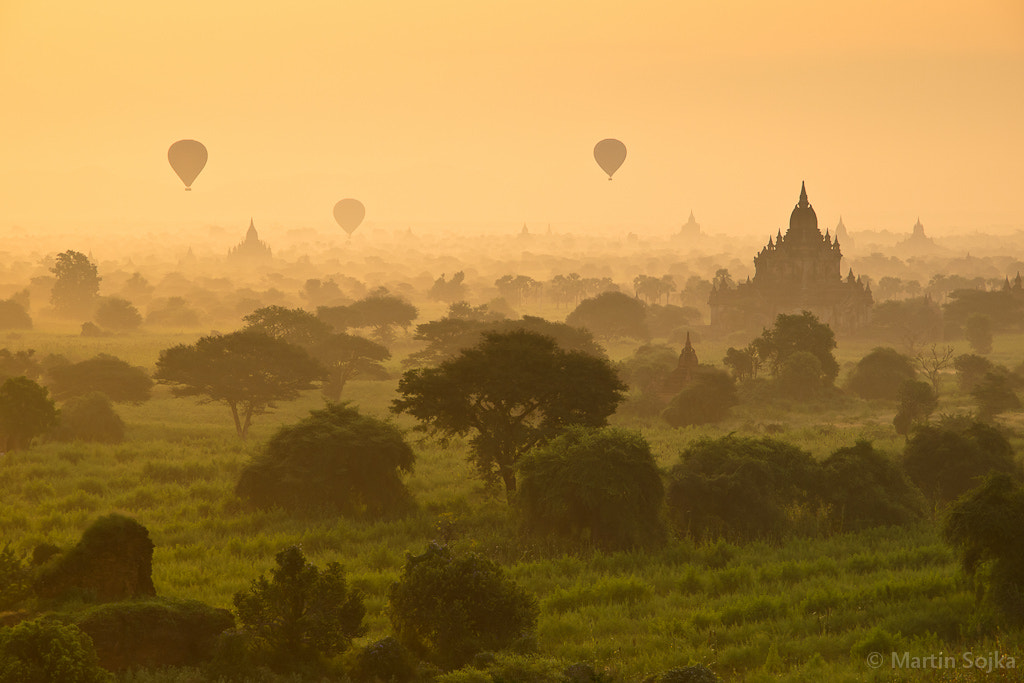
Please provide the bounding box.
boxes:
[1,0,1022,240]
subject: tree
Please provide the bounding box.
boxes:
[902,420,1019,505]
[428,271,467,302]
[723,345,760,381]
[666,435,819,541]
[868,297,944,351]
[565,291,649,341]
[45,354,152,403]
[154,331,324,438]
[94,297,142,332]
[915,343,956,394]
[0,348,40,383]
[845,347,918,401]
[233,546,365,671]
[755,311,839,385]
[661,368,738,426]
[52,392,125,443]
[972,369,1022,420]
[776,351,826,400]
[0,299,32,331]
[145,296,202,328]
[237,403,414,516]
[319,294,418,345]
[0,619,112,683]
[49,250,101,316]
[943,473,1024,626]
[818,441,925,532]
[392,330,626,495]
[388,544,538,670]
[955,353,995,394]
[310,333,390,401]
[242,305,332,348]
[0,376,58,451]
[892,379,938,437]
[516,426,665,550]
[964,313,994,354]
[495,274,540,308]
[646,303,701,339]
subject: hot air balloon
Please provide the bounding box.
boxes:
[593,138,626,180]
[167,139,208,191]
[333,199,365,237]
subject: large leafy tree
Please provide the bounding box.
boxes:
[845,347,918,401]
[755,311,839,385]
[45,353,153,403]
[392,329,626,495]
[0,376,58,451]
[242,305,332,348]
[565,290,649,341]
[234,546,366,671]
[319,294,418,345]
[49,250,101,316]
[154,331,324,438]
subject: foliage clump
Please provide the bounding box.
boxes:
[818,441,926,531]
[349,636,419,683]
[236,403,415,517]
[0,618,112,683]
[52,392,125,443]
[388,543,538,670]
[233,546,365,673]
[903,419,1019,505]
[45,353,152,403]
[517,426,665,551]
[0,375,58,451]
[666,436,819,542]
[845,347,917,400]
[661,368,738,427]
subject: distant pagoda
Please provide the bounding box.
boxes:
[709,182,872,334]
[227,219,273,262]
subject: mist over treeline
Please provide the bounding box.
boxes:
[2,218,1024,336]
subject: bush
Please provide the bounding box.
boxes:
[775,351,825,400]
[0,375,58,451]
[233,546,365,672]
[0,542,32,611]
[903,420,1019,505]
[955,354,995,394]
[35,514,156,603]
[845,347,917,400]
[893,380,938,437]
[971,369,1022,420]
[516,426,665,550]
[818,441,926,531]
[53,392,125,443]
[388,544,538,670]
[662,368,737,427]
[45,354,152,403]
[0,299,32,331]
[565,291,648,340]
[666,436,819,541]
[236,403,415,517]
[0,618,112,683]
[349,637,419,683]
[94,297,142,332]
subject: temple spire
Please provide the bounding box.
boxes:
[798,181,809,208]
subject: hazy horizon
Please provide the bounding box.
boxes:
[2,1,1022,239]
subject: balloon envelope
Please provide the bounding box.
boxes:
[593,138,627,179]
[167,139,208,190]
[333,199,365,236]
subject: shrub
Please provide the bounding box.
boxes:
[0,618,112,683]
[35,514,156,603]
[818,441,926,531]
[0,375,58,451]
[45,354,152,403]
[233,546,365,672]
[955,353,995,394]
[565,291,649,340]
[388,543,538,670]
[53,392,125,443]
[893,379,938,437]
[666,436,819,541]
[903,420,1019,505]
[662,368,738,426]
[236,403,415,517]
[0,299,32,331]
[845,347,917,400]
[0,542,32,611]
[971,369,1022,420]
[516,426,665,550]
[94,297,143,332]
[349,636,419,683]
[775,351,825,400]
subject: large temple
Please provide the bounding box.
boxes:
[709,183,872,334]
[227,219,273,263]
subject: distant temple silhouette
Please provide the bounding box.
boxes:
[709,183,872,333]
[678,211,702,238]
[659,332,700,400]
[228,219,273,262]
[835,216,852,250]
[896,217,940,256]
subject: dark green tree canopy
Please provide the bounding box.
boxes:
[154,331,324,438]
[971,368,1022,420]
[516,426,665,550]
[94,297,142,332]
[233,546,365,671]
[819,441,925,531]
[318,294,418,345]
[565,290,649,341]
[903,420,1019,504]
[53,392,125,444]
[388,543,538,670]
[0,618,111,683]
[893,379,938,437]
[45,353,152,403]
[954,353,995,394]
[237,403,414,517]
[393,329,626,494]
[845,347,918,401]
[49,250,101,316]
[755,311,839,384]
[310,333,390,402]
[0,299,32,331]
[242,305,332,348]
[661,368,738,427]
[0,376,58,451]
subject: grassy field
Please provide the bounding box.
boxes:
[1,329,1023,681]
